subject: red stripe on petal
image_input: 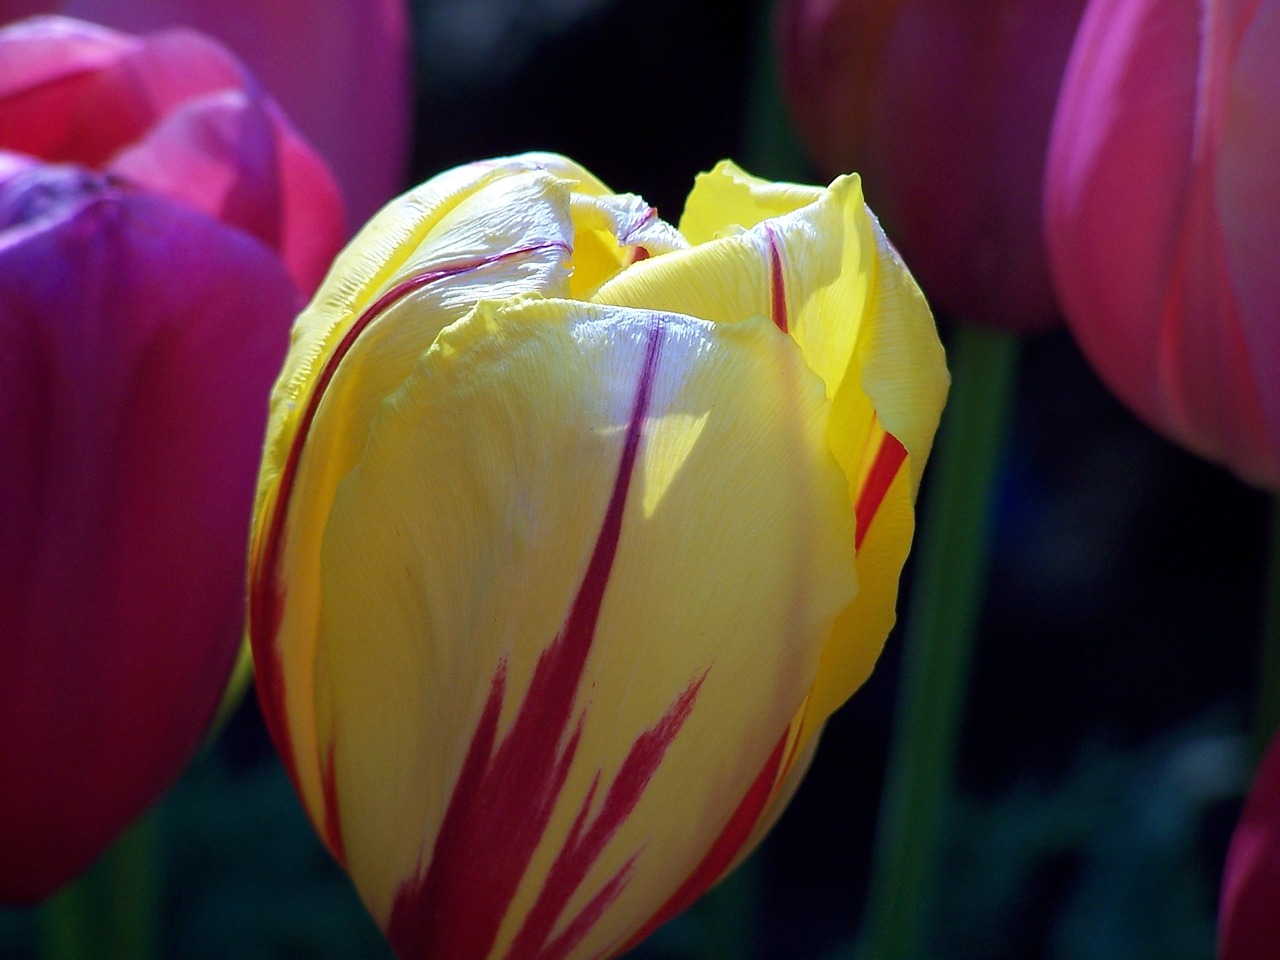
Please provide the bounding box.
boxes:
[386,323,666,960]
[507,673,707,960]
[763,223,788,333]
[546,853,640,960]
[854,430,908,551]
[618,207,657,244]
[247,241,569,790]
[615,731,789,955]
[320,739,346,867]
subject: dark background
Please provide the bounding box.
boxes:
[1,1,1266,957]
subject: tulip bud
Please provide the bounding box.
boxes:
[0,14,345,902]
[249,153,949,959]
[0,15,345,294]
[1044,0,1280,487]
[779,0,1086,331]
[0,164,298,902]
[42,0,412,224]
[1220,730,1280,960]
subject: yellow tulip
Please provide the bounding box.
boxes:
[247,153,948,960]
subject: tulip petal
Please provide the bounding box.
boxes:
[250,156,583,830]
[1045,0,1279,485]
[0,174,295,900]
[0,19,248,167]
[0,16,137,162]
[107,86,345,293]
[1220,729,1280,960]
[308,299,856,959]
[61,0,413,223]
[596,162,947,737]
[1216,0,1280,476]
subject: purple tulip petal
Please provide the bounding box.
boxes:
[108,86,344,293]
[0,171,296,902]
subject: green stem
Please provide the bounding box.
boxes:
[36,874,93,960]
[104,814,159,960]
[856,325,1020,960]
[36,813,160,960]
[1252,497,1280,759]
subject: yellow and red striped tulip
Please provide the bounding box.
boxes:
[247,153,949,960]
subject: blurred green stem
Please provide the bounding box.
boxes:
[36,872,91,960]
[857,325,1020,960]
[1252,497,1280,758]
[37,813,159,960]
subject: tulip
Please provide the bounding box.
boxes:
[0,16,345,902]
[1220,731,1280,959]
[0,15,346,294]
[248,152,948,959]
[779,0,1086,331]
[1043,0,1280,488]
[0,162,299,902]
[1,0,413,225]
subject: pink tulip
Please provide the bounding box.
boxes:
[0,0,413,225]
[0,15,345,293]
[0,16,345,902]
[1044,0,1280,488]
[1220,731,1280,959]
[779,0,1085,331]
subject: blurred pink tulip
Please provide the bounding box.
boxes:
[0,0,413,225]
[1220,731,1280,959]
[0,16,345,902]
[779,0,1085,331]
[0,15,345,292]
[1044,0,1280,488]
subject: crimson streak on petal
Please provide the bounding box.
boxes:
[505,671,708,960]
[614,732,790,956]
[762,223,788,333]
[247,242,569,791]
[854,430,908,551]
[387,322,670,960]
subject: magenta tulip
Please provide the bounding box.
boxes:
[0,15,345,293]
[1,0,413,225]
[0,16,345,902]
[1220,731,1280,959]
[779,0,1086,331]
[1044,0,1280,487]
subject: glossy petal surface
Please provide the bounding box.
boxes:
[323,302,855,959]
[603,161,947,740]
[248,153,948,959]
[0,177,296,901]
